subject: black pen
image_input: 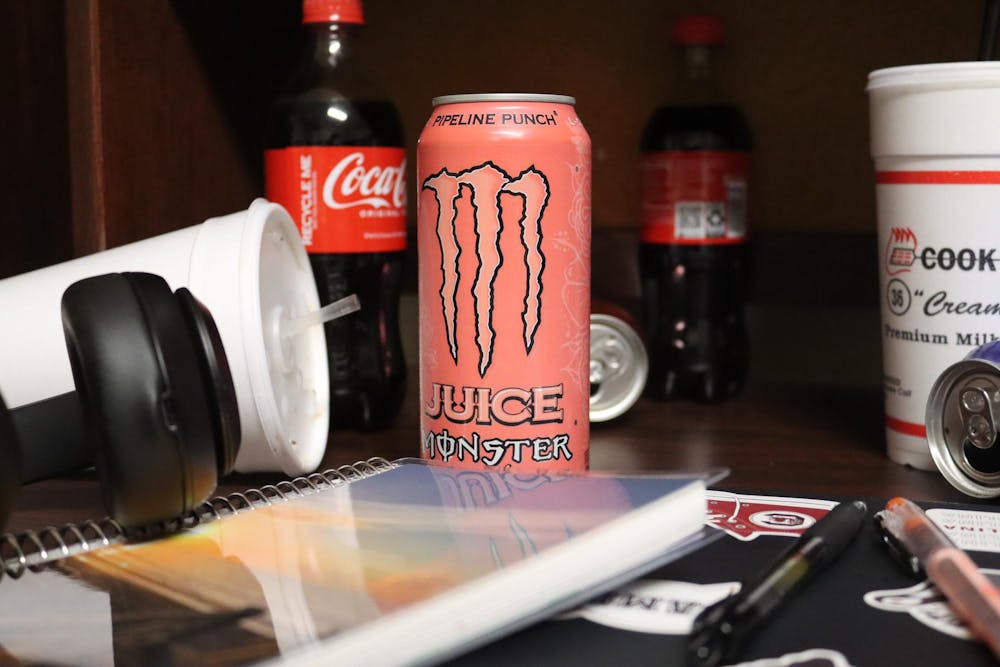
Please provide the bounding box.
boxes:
[686,500,867,667]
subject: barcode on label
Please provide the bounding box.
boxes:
[726,181,747,238]
[675,202,706,239]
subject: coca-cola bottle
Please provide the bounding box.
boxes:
[265,0,407,430]
[639,14,753,402]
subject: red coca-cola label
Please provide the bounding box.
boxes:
[640,150,749,245]
[265,146,407,253]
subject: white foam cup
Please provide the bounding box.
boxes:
[868,63,1000,470]
[0,198,329,474]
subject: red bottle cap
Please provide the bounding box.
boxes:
[672,15,725,46]
[302,0,364,25]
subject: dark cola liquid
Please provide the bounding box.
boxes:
[266,99,406,430]
[639,104,752,402]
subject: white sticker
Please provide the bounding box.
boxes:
[864,580,972,640]
[726,648,855,667]
[558,579,738,635]
[864,570,1000,641]
[926,508,1000,553]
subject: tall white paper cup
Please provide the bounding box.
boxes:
[868,63,1000,469]
[0,199,329,475]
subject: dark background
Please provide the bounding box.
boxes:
[0,0,984,387]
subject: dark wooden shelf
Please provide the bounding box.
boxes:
[6,381,976,535]
[306,381,971,503]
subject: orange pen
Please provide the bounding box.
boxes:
[877,497,1000,660]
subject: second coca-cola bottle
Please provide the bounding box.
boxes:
[639,14,753,403]
[265,0,407,430]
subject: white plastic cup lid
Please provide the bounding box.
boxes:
[190,199,330,475]
[867,61,1000,91]
[868,61,1000,157]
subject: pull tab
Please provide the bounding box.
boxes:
[960,386,998,450]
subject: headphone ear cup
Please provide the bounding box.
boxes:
[175,288,240,475]
[0,392,21,530]
[61,273,219,528]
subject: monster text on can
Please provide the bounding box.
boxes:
[421,429,574,467]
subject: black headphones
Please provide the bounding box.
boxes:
[0,272,240,530]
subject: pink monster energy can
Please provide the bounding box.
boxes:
[417,93,592,472]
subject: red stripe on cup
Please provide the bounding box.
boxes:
[877,171,1000,185]
[885,415,927,438]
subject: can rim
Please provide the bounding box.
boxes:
[432,93,576,106]
[589,313,648,423]
[926,359,1000,499]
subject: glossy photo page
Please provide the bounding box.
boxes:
[0,459,709,667]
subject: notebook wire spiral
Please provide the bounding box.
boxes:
[0,457,396,581]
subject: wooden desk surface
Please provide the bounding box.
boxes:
[5,382,980,534]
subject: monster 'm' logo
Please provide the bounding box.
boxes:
[886,227,918,275]
[423,161,550,377]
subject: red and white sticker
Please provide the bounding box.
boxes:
[705,491,837,541]
[640,150,749,245]
[265,146,407,253]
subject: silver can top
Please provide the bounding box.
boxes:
[926,358,1000,498]
[589,313,648,423]
[432,93,576,107]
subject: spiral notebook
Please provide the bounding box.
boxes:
[0,458,714,667]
